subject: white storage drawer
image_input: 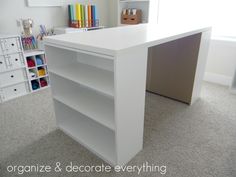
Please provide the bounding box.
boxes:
[0,69,26,87]
[0,37,22,54]
[0,82,28,101]
[0,55,7,71]
[0,53,24,72]
[7,53,25,68]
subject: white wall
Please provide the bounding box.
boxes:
[204,38,236,86]
[0,0,109,35]
[107,0,118,27]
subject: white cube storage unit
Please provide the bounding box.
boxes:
[0,35,50,103]
[25,50,50,92]
[0,35,29,102]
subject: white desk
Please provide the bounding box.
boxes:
[44,24,211,166]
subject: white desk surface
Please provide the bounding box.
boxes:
[45,24,211,56]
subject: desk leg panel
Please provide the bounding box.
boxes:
[114,46,148,165]
[191,30,211,104]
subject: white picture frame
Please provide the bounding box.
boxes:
[27,0,62,7]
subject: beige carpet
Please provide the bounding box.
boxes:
[0,82,236,177]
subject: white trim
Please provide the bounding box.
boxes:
[204,72,232,86]
[230,69,236,94]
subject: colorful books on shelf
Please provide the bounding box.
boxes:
[68,3,98,28]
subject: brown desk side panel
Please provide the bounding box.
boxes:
[146,33,202,104]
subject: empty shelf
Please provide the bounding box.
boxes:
[49,63,114,97]
[50,73,115,130]
[54,100,116,165]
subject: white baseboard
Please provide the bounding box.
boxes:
[204,72,232,86]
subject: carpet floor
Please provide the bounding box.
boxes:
[0,82,235,177]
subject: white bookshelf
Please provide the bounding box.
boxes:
[45,44,119,165]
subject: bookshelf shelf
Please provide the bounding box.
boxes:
[50,73,115,130]
[54,99,116,165]
[46,46,114,97]
[49,63,114,97]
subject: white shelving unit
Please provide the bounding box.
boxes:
[45,39,147,166]
[46,44,118,165]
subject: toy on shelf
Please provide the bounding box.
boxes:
[40,78,48,87]
[18,18,38,51]
[29,70,37,79]
[27,58,35,67]
[18,18,34,36]
[31,80,40,90]
[36,56,44,65]
[38,67,46,76]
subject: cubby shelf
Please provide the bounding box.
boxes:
[30,74,49,81]
[31,85,50,93]
[26,51,50,92]
[49,63,114,97]
[24,50,45,57]
[50,73,115,130]
[54,100,116,165]
[28,64,47,69]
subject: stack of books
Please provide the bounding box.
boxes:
[68,3,98,28]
